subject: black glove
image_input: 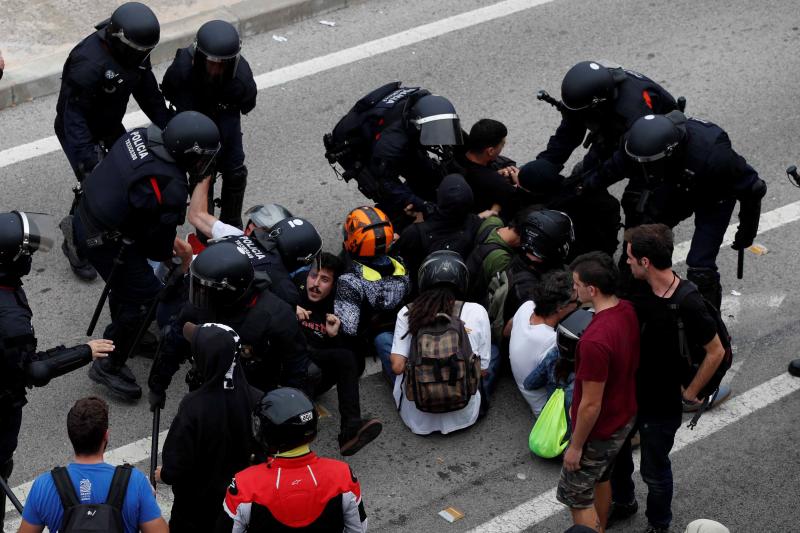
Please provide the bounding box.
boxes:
[732,202,762,251]
[148,388,165,412]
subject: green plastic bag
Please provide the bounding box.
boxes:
[528,388,569,459]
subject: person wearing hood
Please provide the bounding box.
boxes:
[156,322,262,533]
[393,173,482,291]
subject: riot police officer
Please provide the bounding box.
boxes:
[0,211,113,524]
[161,19,257,229]
[324,81,464,223]
[148,241,315,409]
[55,1,173,281]
[537,61,678,176]
[587,111,767,308]
[217,388,368,532]
[75,111,220,401]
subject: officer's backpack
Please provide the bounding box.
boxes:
[669,280,733,400]
[402,301,481,413]
[51,464,132,533]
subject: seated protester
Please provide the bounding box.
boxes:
[455,118,528,221]
[187,175,322,306]
[335,206,411,379]
[19,397,167,533]
[389,251,490,435]
[218,388,368,532]
[507,269,577,416]
[517,159,621,259]
[393,173,482,289]
[293,252,383,456]
[157,323,262,533]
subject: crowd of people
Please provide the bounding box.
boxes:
[0,2,765,531]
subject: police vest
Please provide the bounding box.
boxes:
[81,128,187,236]
[226,234,274,273]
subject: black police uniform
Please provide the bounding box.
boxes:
[54,29,171,179]
[223,232,301,306]
[161,46,257,227]
[74,127,188,398]
[537,69,677,174]
[596,117,765,307]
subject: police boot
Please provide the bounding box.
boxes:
[59,214,97,281]
[88,357,142,401]
[687,267,723,310]
[789,359,800,377]
[219,165,248,229]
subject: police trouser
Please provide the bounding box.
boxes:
[216,115,248,229]
[0,403,22,527]
[74,218,162,368]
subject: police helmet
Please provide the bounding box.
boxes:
[519,210,575,264]
[625,112,687,163]
[252,388,318,455]
[193,20,241,85]
[189,241,254,310]
[259,217,323,272]
[560,61,617,112]
[244,203,293,231]
[0,212,56,278]
[408,94,464,147]
[417,250,468,297]
[556,308,594,361]
[105,2,160,68]
[162,111,221,176]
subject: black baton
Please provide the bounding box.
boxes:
[150,406,160,489]
[0,474,23,514]
[86,238,133,336]
[737,248,744,280]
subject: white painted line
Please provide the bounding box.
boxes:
[0,0,556,171]
[467,371,800,532]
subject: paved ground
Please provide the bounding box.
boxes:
[3,0,800,531]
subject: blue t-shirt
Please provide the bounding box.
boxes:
[22,463,161,533]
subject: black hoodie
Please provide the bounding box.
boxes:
[160,324,263,533]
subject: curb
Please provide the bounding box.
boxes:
[0,0,366,110]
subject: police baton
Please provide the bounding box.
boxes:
[125,257,184,361]
[0,474,23,514]
[150,405,160,489]
[86,238,133,336]
[737,248,744,280]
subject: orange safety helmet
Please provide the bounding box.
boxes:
[343,206,394,258]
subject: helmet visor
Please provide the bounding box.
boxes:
[185,142,221,176]
[110,30,155,67]
[16,212,56,257]
[415,114,463,146]
[195,47,240,84]
[189,271,236,309]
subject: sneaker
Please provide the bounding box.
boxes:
[59,215,97,281]
[606,499,638,529]
[339,419,383,456]
[88,359,142,401]
[643,526,670,533]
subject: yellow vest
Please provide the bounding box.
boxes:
[357,257,406,281]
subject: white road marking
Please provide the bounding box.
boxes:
[467,371,800,532]
[0,0,556,171]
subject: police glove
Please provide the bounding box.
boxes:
[148,388,166,412]
[732,179,767,251]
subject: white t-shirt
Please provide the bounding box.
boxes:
[390,302,491,435]
[509,300,557,416]
[211,220,244,240]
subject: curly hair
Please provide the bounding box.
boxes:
[402,286,456,338]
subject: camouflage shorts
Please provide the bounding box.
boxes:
[556,417,636,509]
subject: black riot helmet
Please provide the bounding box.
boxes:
[252,387,318,455]
[162,111,221,176]
[0,211,56,279]
[560,61,617,112]
[104,2,160,69]
[256,217,323,272]
[408,94,464,147]
[244,203,293,231]
[192,20,242,85]
[189,241,254,310]
[519,210,575,264]
[556,308,594,361]
[624,112,687,184]
[418,250,469,297]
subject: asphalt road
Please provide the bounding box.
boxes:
[3,0,800,531]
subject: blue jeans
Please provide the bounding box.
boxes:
[482,344,501,395]
[611,414,682,529]
[374,331,395,380]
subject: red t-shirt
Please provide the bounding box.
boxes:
[570,299,640,440]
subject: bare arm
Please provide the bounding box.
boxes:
[16,520,45,533]
[139,517,169,533]
[684,334,726,401]
[563,380,605,471]
[187,176,219,238]
[390,353,406,375]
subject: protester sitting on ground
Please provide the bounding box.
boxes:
[507,269,578,416]
[389,251,490,435]
[18,397,167,533]
[455,118,527,220]
[393,173,483,290]
[293,252,383,456]
[156,323,262,533]
[335,206,411,379]
[557,252,639,532]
